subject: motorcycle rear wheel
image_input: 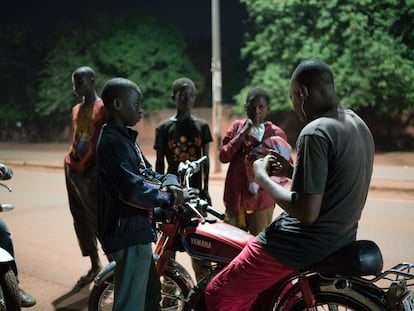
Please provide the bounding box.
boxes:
[279,293,385,310]
[0,265,20,311]
[88,269,190,311]
[274,281,385,311]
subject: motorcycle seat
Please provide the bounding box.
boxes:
[305,240,383,277]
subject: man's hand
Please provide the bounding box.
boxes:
[0,163,13,181]
[269,150,293,177]
[253,155,270,178]
[253,152,292,178]
[267,150,293,177]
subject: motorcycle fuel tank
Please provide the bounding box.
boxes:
[181,221,253,263]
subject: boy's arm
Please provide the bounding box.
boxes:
[201,143,212,205]
[154,126,166,174]
[155,149,166,174]
[100,140,172,210]
[202,143,210,191]
[219,120,245,163]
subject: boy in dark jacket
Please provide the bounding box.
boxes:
[96,77,187,310]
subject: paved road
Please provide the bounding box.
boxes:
[0,166,412,311]
[0,143,413,183]
[0,144,413,310]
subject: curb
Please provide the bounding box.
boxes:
[369,179,414,194]
[3,160,413,197]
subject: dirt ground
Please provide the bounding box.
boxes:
[0,142,412,311]
[5,142,413,200]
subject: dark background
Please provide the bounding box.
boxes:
[2,0,248,104]
[2,1,414,150]
[2,0,246,43]
[2,0,247,57]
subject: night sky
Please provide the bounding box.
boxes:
[2,0,247,48]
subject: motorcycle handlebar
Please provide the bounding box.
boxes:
[178,156,207,177]
[0,164,13,181]
[176,156,226,220]
[0,204,14,212]
[205,205,225,220]
[0,183,12,192]
[192,155,207,171]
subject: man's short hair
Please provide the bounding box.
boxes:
[291,59,334,88]
[172,77,196,96]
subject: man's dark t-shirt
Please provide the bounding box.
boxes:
[256,108,375,269]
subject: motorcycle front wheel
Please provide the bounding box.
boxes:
[0,265,20,311]
[88,269,190,311]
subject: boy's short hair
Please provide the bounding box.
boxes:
[245,87,270,106]
[72,66,95,82]
[172,77,196,96]
[101,77,141,108]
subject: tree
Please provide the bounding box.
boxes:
[0,26,40,121]
[35,16,110,117]
[35,12,202,117]
[94,13,202,112]
[237,0,414,114]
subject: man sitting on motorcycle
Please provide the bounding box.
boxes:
[204,59,375,310]
[0,163,36,308]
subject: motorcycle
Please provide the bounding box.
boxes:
[88,157,414,311]
[0,166,21,311]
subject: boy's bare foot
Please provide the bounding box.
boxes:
[72,267,101,292]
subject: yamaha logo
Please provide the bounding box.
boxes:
[190,237,212,249]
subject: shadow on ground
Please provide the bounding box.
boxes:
[52,287,90,311]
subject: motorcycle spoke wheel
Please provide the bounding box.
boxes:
[0,266,21,311]
[268,275,387,311]
[88,278,114,311]
[160,273,188,311]
[278,292,384,311]
[88,270,190,311]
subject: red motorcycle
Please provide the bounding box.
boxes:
[88,157,414,311]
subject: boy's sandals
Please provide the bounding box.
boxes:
[72,268,100,292]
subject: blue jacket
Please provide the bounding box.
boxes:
[96,124,179,253]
